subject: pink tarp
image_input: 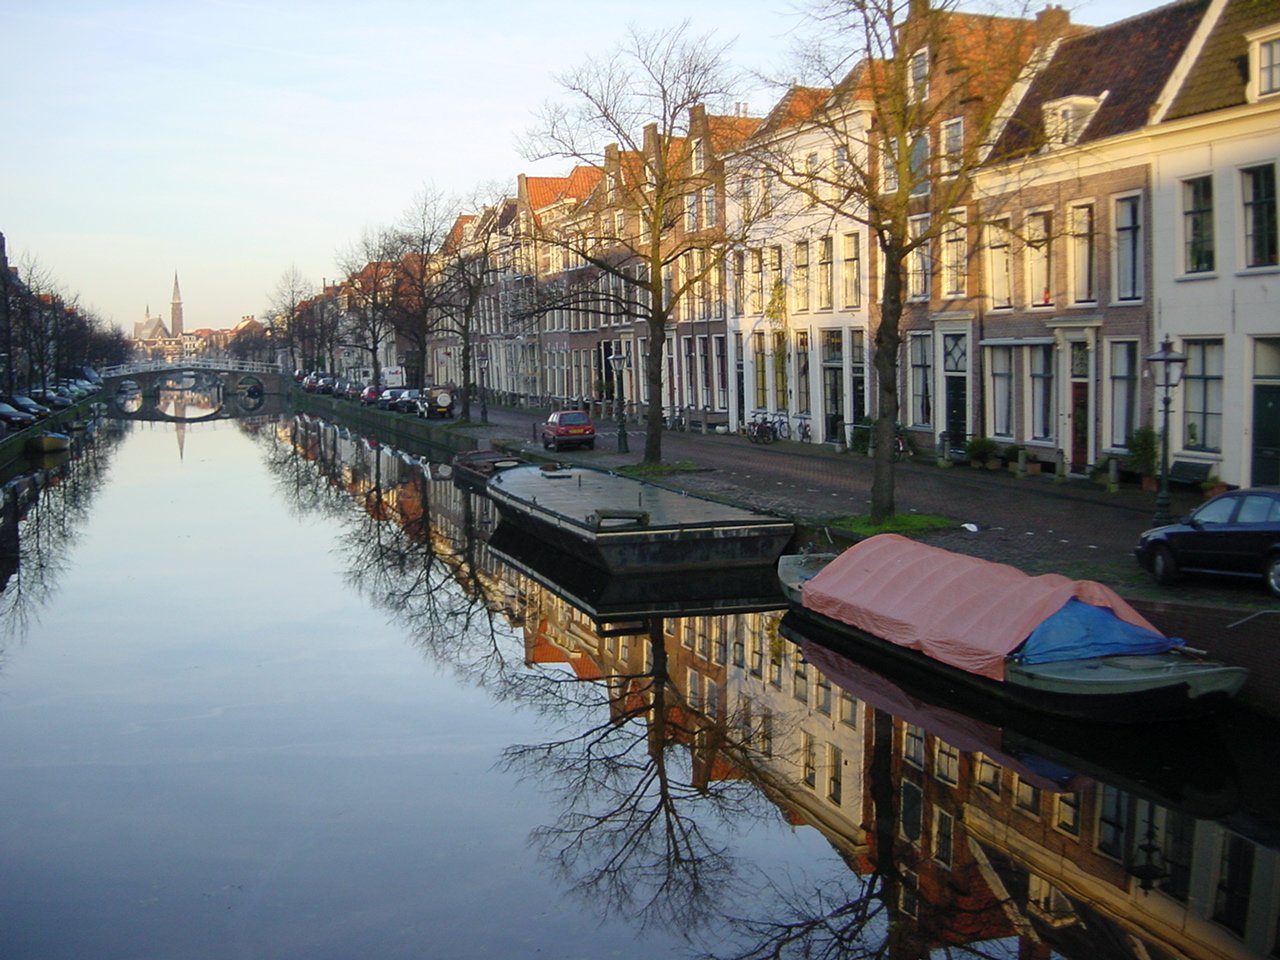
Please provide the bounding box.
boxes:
[801,534,1162,682]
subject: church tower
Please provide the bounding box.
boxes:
[170,272,184,338]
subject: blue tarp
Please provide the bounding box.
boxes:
[1014,598,1184,664]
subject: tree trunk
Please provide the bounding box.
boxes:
[643,268,667,464]
[871,243,905,524]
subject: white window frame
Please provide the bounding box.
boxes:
[988,345,1014,439]
[941,212,966,298]
[941,117,963,176]
[1025,210,1053,307]
[987,219,1012,309]
[1246,26,1280,102]
[1241,162,1278,269]
[1180,174,1216,275]
[842,233,861,309]
[908,214,931,301]
[1113,192,1143,302]
[1069,202,1096,304]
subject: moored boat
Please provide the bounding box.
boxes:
[487,462,795,574]
[451,449,527,492]
[26,431,71,454]
[778,535,1247,723]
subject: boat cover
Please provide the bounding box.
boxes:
[801,534,1178,681]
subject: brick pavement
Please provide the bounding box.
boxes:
[467,405,1280,715]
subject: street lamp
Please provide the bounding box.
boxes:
[610,352,629,453]
[1146,335,1186,526]
[477,352,489,425]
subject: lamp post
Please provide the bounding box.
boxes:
[477,352,489,425]
[610,352,628,453]
[1146,336,1186,527]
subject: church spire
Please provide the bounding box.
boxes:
[170,271,184,338]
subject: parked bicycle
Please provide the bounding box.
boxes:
[772,415,791,441]
[747,414,775,444]
[797,419,812,443]
[894,424,914,461]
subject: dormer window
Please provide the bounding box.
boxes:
[1042,94,1105,147]
[1246,26,1280,101]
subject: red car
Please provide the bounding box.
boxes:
[360,385,382,405]
[541,410,596,451]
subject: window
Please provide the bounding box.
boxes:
[817,236,833,309]
[1109,341,1138,448]
[1055,794,1080,835]
[1182,176,1215,273]
[934,810,954,867]
[692,137,706,173]
[794,241,810,311]
[1183,339,1223,452]
[1070,204,1096,303]
[903,724,925,767]
[909,334,933,427]
[685,193,699,232]
[908,215,931,299]
[976,756,1001,793]
[838,691,859,727]
[901,782,923,844]
[749,249,763,314]
[731,251,745,315]
[793,657,808,703]
[942,215,966,298]
[1014,777,1041,814]
[773,331,789,407]
[909,48,929,100]
[1262,36,1280,95]
[1026,212,1053,306]
[909,135,930,197]
[801,731,816,787]
[941,117,963,176]
[882,143,899,194]
[1115,195,1142,300]
[990,346,1013,438]
[827,744,842,803]
[988,220,1012,309]
[797,331,811,414]
[1031,343,1056,442]
[1213,835,1254,935]
[815,666,830,714]
[935,742,959,784]
[1243,164,1278,267]
[753,331,767,408]
[702,186,716,227]
[842,233,861,308]
[1097,785,1128,860]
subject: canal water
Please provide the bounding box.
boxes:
[1,414,1278,959]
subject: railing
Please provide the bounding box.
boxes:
[100,358,284,377]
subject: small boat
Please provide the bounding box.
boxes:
[778,535,1247,723]
[487,462,795,575]
[451,449,526,492]
[26,431,71,454]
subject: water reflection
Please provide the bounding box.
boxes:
[261,413,1280,959]
[11,413,1271,956]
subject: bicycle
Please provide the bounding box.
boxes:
[747,414,775,444]
[772,415,790,441]
[797,419,812,443]
[893,425,914,461]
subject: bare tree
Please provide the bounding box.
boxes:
[336,226,406,386]
[392,186,456,391]
[267,265,315,371]
[752,0,1058,521]
[524,22,746,463]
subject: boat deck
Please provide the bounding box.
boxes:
[489,464,790,532]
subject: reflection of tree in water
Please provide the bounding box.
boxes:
[500,618,792,940]
[0,421,128,650]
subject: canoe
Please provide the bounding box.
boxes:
[487,463,795,574]
[778,536,1247,723]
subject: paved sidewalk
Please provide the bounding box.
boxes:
[462,405,1280,712]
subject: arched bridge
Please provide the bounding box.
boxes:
[98,359,292,422]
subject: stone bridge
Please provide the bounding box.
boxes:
[98,359,292,422]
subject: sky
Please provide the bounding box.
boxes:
[3,0,1154,334]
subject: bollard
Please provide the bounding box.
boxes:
[1055,449,1069,484]
[1016,447,1028,479]
[1108,457,1120,493]
[937,433,952,468]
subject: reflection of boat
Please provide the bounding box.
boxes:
[489,522,785,621]
[451,449,526,492]
[780,616,1241,817]
[26,432,71,454]
[779,536,1247,723]
[487,463,795,574]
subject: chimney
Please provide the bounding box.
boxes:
[1036,4,1071,42]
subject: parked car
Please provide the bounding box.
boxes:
[541,410,596,451]
[393,388,421,413]
[28,387,73,409]
[1135,487,1280,597]
[377,388,404,410]
[316,377,336,395]
[302,373,320,392]
[342,381,364,401]
[415,387,455,419]
[360,385,382,405]
[0,401,37,429]
[3,395,52,419]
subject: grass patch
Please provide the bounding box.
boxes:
[830,513,956,537]
[617,461,703,478]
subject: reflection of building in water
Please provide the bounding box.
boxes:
[286,414,1280,960]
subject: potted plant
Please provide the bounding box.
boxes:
[1126,426,1159,491]
[964,435,999,468]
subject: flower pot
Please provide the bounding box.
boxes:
[1141,475,1158,493]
